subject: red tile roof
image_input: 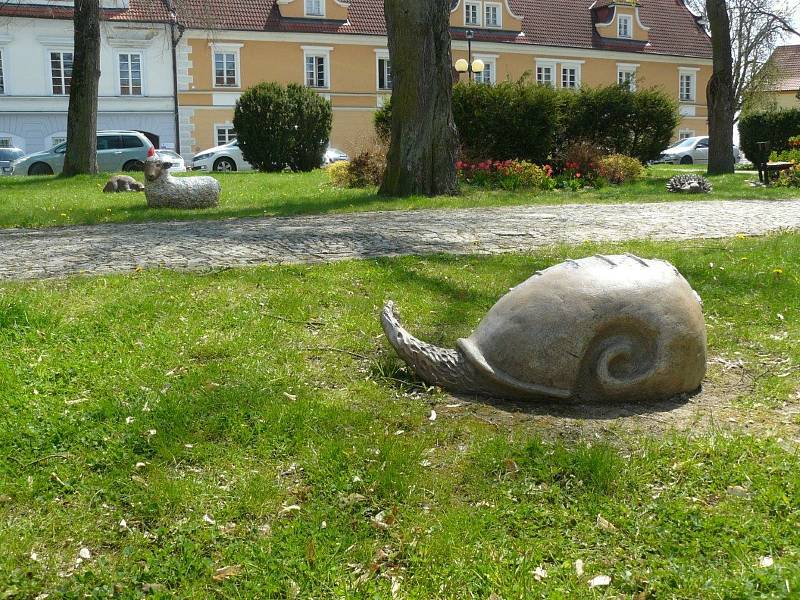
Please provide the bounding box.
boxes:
[0,0,711,59]
[767,45,800,91]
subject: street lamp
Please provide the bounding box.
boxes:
[454,29,484,81]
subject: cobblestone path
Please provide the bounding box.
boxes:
[1,200,798,280]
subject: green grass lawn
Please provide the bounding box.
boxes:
[1,234,799,597]
[0,164,795,230]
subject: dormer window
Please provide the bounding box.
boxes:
[618,15,632,38]
[465,1,481,26]
[305,0,323,16]
[484,2,501,28]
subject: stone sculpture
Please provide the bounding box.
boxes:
[382,254,707,402]
[103,175,144,193]
[666,173,713,194]
[143,157,220,209]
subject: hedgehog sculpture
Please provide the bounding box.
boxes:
[666,174,713,194]
[382,254,707,403]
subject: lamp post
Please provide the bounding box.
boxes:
[454,29,484,81]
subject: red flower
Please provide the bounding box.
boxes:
[575,172,581,178]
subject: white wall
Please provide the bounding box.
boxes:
[0,15,176,151]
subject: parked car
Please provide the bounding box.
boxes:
[156,149,187,173]
[191,140,253,172]
[323,147,349,165]
[654,136,741,165]
[11,131,155,176]
[0,147,25,176]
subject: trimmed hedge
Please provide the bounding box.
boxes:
[375,82,679,163]
[234,82,332,172]
[739,109,800,163]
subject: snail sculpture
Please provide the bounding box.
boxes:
[382,254,707,402]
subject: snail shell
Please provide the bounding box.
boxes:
[382,254,707,402]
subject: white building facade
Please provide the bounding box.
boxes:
[0,0,177,153]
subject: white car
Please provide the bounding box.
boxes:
[191,140,253,172]
[323,147,349,165]
[655,136,741,165]
[156,149,187,172]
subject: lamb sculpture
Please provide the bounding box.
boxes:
[143,157,220,209]
[382,254,707,403]
[103,175,144,193]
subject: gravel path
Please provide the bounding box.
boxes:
[1,199,798,280]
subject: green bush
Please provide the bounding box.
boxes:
[374,100,392,145]
[775,164,800,187]
[234,82,332,172]
[558,85,679,162]
[457,159,554,190]
[326,151,385,188]
[452,81,561,164]
[375,82,678,164]
[597,154,645,184]
[739,109,800,164]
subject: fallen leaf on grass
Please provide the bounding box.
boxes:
[141,583,164,593]
[589,575,611,588]
[575,559,584,576]
[726,485,750,498]
[203,514,216,525]
[428,410,437,421]
[341,493,367,506]
[533,566,547,581]
[278,504,302,517]
[759,556,774,568]
[212,565,242,581]
[78,547,91,560]
[596,514,617,531]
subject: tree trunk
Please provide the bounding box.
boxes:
[62,0,101,177]
[379,0,458,197]
[705,0,735,175]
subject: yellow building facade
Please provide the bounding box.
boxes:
[175,0,713,157]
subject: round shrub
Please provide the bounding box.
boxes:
[327,161,351,188]
[596,154,645,184]
[234,82,332,172]
[739,109,800,163]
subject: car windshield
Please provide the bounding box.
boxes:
[158,151,180,159]
[0,148,24,161]
[669,138,697,149]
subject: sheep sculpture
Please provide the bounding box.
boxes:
[103,175,144,193]
[143,157,220,209]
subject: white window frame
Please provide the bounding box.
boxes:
[535,60,556,87]
[474,54,497,85]
[210,43,242,89]
[117,50,145,96]
[679,67,699,103]
[464,1,482,26]
[0,49,5,95]
[618,14,633,39]
[678,129,695,141]
[47,132,67,148]
[304,0,324,17]
[302,46,332,90]
[375,49,392,91]
[616,63,637,90]
[484,2,502,28]
[214,123,236,147]
[560,62,582,89]
[49,49,73,96]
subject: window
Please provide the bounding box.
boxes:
[561,64,580,89]
[475,56,496,85]
[122,135,144,148]
[305,0,323,16]
[216,125,236,146]
[678,129,694,141]
[50,51,73,95]
[617,64,637,90]
[303,48,331,89]
[465,1,481,26]
[377,56,392,90]
[0,50,5,95]
[536,62,554,87]
[618,15,632,38]
[0,138,10,148]
[118,53,143,96]
[679,69,696,102]
[214,51,238,87]
[484,2,501,27]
